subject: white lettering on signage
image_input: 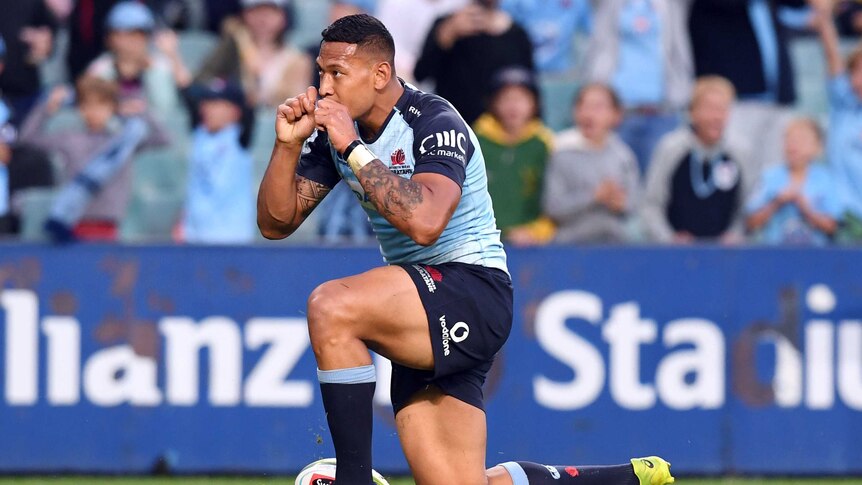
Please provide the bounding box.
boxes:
[532,287,862,411]
[0,290,347,408]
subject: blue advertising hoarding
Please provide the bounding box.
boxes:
[0,245,860,475]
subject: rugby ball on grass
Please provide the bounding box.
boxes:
[295,458,390,485]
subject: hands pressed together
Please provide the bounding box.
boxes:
[276,87,358,154]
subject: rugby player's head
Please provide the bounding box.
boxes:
[317,14,396,119]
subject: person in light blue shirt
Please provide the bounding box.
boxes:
[584,0,691,173]
[746,118,841,245]
[182,79,255,244]
[501,0,591,74]
[813,2,862,242]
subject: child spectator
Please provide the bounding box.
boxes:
[87,1,183,119]
[474,66,554,245]
[195,0,311,108]
[746,118,841,245]
[18,76,169,241]
[641,76,750,244]
[543,84,639,244]
[813,0,862,242]
[179,78,255,244]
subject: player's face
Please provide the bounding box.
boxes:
[316,42,378,120]
[690,90,731,147]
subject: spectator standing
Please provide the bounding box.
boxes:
[18,76,169,241]
[87,2,183,119]
[544,84,639,244]
[474,67,554,245]
[180,78,254,244]
[641,76,750,244]
[746,118,841,245]
[0,0,57,127]
[813,0,862,242]
[66,0,120,81]
[195,0,311,109]
[689,0,804,180]
[376,0,469,82]
[501,0,591,75]
[584,0,692,173]
[414,0,534,124]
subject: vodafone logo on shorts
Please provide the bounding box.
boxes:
[439,315,470,357]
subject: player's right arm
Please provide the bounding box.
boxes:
[257,87,333,240]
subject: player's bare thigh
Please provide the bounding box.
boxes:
[306,265,434,370]
[396,386,489,485]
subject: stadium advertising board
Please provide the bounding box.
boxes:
[0,245,860,475]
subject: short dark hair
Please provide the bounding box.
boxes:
[320,14,395,64]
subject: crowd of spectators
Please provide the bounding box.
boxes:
[1,0,861,247]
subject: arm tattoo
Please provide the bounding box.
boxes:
[358,161,424,221]
[296,176,332,218]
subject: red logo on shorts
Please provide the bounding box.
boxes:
[424,265,443,282]
[565,466,579,477]
[391,148,406,166]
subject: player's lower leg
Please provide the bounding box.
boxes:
[308,287,377,485]
[488,456,674,485]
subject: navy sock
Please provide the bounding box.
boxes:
[318,366,376,485]
[502,461,638,485]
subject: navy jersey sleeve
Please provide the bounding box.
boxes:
[296,130,341,188]
[411,100,474,187]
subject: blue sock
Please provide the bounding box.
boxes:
[318,365,376,485]
[501,461,637,485]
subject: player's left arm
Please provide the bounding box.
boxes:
[314,98,461,246]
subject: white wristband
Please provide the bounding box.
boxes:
[347,144,377,174]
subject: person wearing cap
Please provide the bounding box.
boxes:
[18,75,170,241]
[473,66,555,245]
[179,78,255,244]
[194,0,311,108]
[86,1,183,120]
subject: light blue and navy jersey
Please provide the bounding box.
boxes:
[297,83,508,274]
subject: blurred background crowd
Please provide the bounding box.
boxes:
[1,0,862,247]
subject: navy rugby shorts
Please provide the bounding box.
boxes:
[391,262,513,414]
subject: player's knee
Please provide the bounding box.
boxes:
[307,281,357,348]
